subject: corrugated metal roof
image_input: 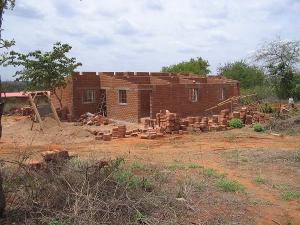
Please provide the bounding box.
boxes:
[1,92,28,98]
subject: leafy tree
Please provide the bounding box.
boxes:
[218,60,264,89]
[0,0,16,49]
[2,42,82,108]
[255,38,300,99]
[1,80,25,92]
[161,57,210,75]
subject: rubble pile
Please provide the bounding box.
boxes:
[6,107,33,116]
[76,112,109,126]
[232,106,268,125]
[27,148,71,170]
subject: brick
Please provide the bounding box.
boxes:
[52,72,240,123]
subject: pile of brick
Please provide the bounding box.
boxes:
[140,128,164,139]
[94,125,141,141]
[27,148,71,170]
[232,106,268,125]
[156,110,181,133]
[76,112,109,126]
[7,107,33,116]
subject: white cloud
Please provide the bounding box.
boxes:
[0,0,299,80]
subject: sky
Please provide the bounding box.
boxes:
[1,0,300,80]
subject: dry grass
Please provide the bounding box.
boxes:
[0,157,189,225]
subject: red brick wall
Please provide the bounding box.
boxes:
[101,75,140,123]
[150,82,239,118]
[52,72,239,122]
[72,72,101,118]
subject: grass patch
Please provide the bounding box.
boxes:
[294,150,300,162]
[114,170,153,190]
[281,191,300,201]
[217,178,245,193]
[203,168,226,178]
[253,176,267,185]
[130,161,147,171]
[188,163,203,169]
[168,163,186,171]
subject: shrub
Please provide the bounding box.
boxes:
[1,158,180,225]
[253,123,265,132]
[253,176,267,185]
[281,191,300,201]
[217,178,245,193]
[259,103,274,113]
[229,118,243,128]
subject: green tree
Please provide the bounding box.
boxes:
[0,0,16,49]
[161,57,210,75]
[255,38,300,99]
[2,42,82,108]
[218,60,264,89]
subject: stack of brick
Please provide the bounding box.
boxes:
[142,118,156,129]
[231,105,269,125]
[200,117,209,132]
[140,128,164,139]
[156,110,181,133]
[117,125,126,138]
[219,109,230,126]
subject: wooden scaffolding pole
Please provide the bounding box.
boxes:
[45,92,62,127]
[28,93,43,131]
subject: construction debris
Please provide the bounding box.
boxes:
[77,112,109,126]
[6,107,33,116]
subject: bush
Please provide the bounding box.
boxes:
[281,191,300,201]
[229,118,243,128]
[259,103,274,113]
[1,158,181,225]
[217,178,245,193]
[253,123,264,132]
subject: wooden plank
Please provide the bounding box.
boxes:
[28,93,43,131]
[46,92,62,127]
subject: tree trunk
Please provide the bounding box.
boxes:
[53,91,63,109]
[0,171,5,217]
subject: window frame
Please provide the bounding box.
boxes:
[219,87,226,101]
[82,89,96,104]
[189,88,199,102]
[118,89,128,105]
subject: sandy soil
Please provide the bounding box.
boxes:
[1,116,300,225]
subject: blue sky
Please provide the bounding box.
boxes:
[1,0,300,80]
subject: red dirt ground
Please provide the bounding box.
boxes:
[1,116,300,225]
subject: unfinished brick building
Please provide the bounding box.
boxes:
[51,72,240,123]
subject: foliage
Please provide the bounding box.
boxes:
[240,85,276,101]
[161,57,210,75]
[1,42,82,107]
[216,178,245,193]
[255,38,300,99]
[203,168,226,178]
[229,118,243,128]
[1,80,26,92]
[253,176,267,184]
[253,123,265,132]
[294,151,300,162]
[259,103,274,113]
[0,0,16,49]
[218,60,264,89]
[281,191,300,201]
